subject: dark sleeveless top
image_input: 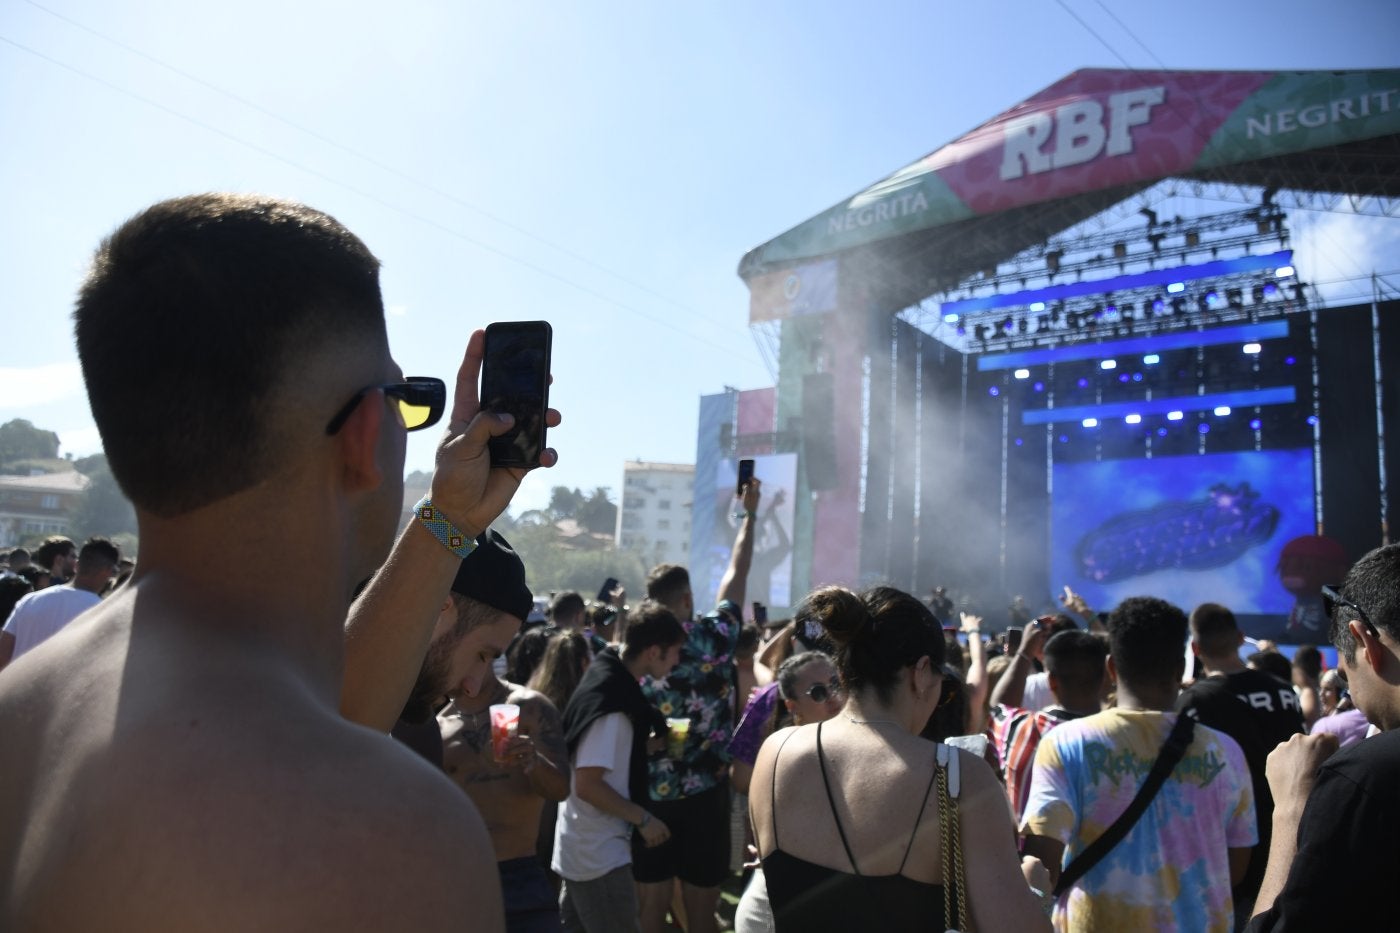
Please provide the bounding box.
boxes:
[762,722,949,933]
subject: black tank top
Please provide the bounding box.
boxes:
[762,722,949,933]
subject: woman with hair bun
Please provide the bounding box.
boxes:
[750,585,1051,932]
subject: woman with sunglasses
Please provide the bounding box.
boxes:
[733,651,844,933]
[750,585,1051,932]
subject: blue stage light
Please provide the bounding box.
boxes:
[1077,377,1089,388]
[1125,414,1142,425]
[1100,359,1117,370]
[1132,373,1143,382]
[1033,381,1045,392]
[989,386,1000,397]
[1198,423,1211,435]
[1143,354,1160,365]
[1250,419,1262,430]
[1082,418,1099,428]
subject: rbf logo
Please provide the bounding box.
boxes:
[1000,86,1166,181]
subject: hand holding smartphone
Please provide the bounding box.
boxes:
[736,458,755,496]
[480,321,552,468]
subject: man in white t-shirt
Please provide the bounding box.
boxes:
[555,601,686,933]
[0,537,119,672]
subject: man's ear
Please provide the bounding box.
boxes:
[1354,619,1387,673]
[335,389,386,492]
[1105,655,1119,684]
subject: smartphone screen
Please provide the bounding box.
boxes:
[1006,626,1023,654]
[596,577,619,604]
[752,601,768,625]
[736,458,755,496]
[481,321,552,468]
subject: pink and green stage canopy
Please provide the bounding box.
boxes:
[740,68,1400,321]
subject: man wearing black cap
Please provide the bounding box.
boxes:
[396,527,570,933]
[394,529,535,767]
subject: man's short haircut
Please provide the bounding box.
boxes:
[645,563,690,606]
[621,599,686,661]
[1291,644,1322,681]
[77,537,120,570]
[34,536,75,570]
[1107,596,1188,688]
[1331,543,1400,663]
[1043,629,1108,694]
[8,547,30,564]
[74,194,386,517]
[1189,602,1241,657]
[550,591,586,623]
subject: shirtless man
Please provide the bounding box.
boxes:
[0,194,559,932]
[441,667,571,933]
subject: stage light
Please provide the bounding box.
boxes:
[1125,414,1142,425]
[1118,373,1130,383]
[1100,359,1117,370]
[1157,427,1168,437]
[1243,343,1261,354]
[1214,406,1232,416]
[1014,437,1024,447]
[1132,373,1143,382]
[1113,242,1128,260]
[1277,265,1295,278]
[1171,297,1188,315]
[1253,284,1265,303]
[1167,282,1186,294]
[1001,316,1015,333]
[1046,250,1063,274]
[1185,230,1201,248]
[1167,411,1184,421]
[1262,282,1281,300]
[1077,377,1089,388]
[1250,419,1262,430]
[1226,288,1244,309]
[956,325,967,336]
[1082,418,1099,428]
[944,312,959,324]
[1029,301,1046,312]
[1307,415,1318,426]
[1143,354,1160,365]
[1014,368,1030,380]
[1151,297,1166,315]
[1059,434,1069,443]
[1285,356,1296,365]
[1033,381,1045,392]
[989,386,1000,397]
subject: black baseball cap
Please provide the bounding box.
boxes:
[450,530,532,623]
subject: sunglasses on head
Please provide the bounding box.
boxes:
[325,377,446,435]
[803,677,843,703]
[1321,584,1380,641]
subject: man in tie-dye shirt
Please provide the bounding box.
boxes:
[1022,596,1256,932]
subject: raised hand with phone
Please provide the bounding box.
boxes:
[342,326,562,732]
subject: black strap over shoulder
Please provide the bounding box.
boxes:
[1052,710,1197,898]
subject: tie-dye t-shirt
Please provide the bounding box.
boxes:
[1021,709,1256,933]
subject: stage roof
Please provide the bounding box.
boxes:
[740,68,1400,321]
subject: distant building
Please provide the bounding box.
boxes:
[616,461,694,568]
[0,470,89,544]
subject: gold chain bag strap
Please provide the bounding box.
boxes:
[936,744,970,932]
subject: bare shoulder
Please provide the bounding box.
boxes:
[507,682,559,719]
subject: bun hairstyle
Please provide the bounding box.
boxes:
[799,585,944,704]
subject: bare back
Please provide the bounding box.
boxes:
[0,586,504,933]
[749,719,1050,931]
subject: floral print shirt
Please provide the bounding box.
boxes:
[641,600,741,800]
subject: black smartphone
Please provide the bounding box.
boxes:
[736,458,755,496]
[596,577,619,604]
[1006,626,1023,654]
[481,321,552,468]
[752,601,768,625]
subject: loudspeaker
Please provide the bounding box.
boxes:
[803,373,839,491]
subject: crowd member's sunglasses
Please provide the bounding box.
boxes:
[325,377,446,435]
[804,677,843,703]
[1321,584,1380,641]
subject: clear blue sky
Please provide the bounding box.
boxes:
[2,0,1396,514]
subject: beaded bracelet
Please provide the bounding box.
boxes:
[413,495,477,559]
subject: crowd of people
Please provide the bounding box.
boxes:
[1,192,1395,932]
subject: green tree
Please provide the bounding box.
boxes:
[0,419,60,468]
[575,487,618,535]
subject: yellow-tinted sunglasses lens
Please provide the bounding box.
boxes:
[394,399,433,430]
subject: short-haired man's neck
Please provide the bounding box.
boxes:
[71,563,113,596]
[1047,678,1102,716]
[128,463,392,705]
[1192,634,1247,676]
[1107,656,1182,713]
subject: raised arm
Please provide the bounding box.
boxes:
[716,478,762,609]
[340,331,560,731]
[990,619,1050,710]
[961,613,990,731]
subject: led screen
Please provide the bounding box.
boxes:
[1050,449,1316,620]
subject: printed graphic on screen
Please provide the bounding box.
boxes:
[1050,449,1315,617]
[702,454,797,608]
